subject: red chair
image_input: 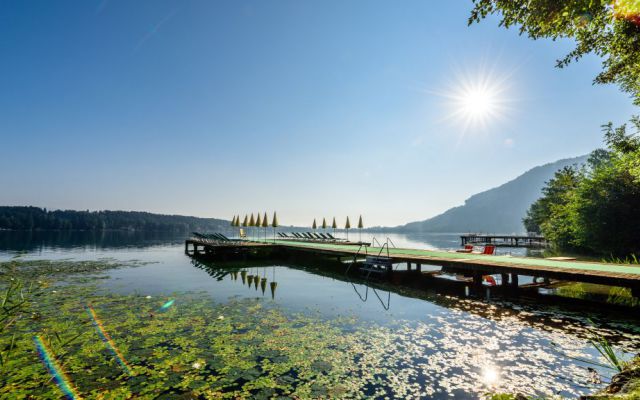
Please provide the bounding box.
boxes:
[482,245,496,255]
[483,275,497,286]
[456,244,474,253]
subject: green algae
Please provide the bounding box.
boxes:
[1,258,634,399]
[0,259,416,399]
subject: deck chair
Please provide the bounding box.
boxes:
[217,233,233,241]
[483,245,496,255]
[318,233,330,240]
[473,245,496,255]
[311,233,323,239]
[326,233,345,241]
[456,245,473,253]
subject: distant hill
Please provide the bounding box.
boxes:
[0,206,230,232]
[396,155,589,234]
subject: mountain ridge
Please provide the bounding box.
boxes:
[393,155,589,233]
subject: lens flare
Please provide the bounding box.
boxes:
[159,299,175,312]
[86,306,131,374]
[33,335,82,400]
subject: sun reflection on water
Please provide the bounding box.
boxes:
[481,364,501,386]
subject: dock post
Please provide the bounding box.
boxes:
[510,273,519,289]
[501,273,509,286]
[407,262,412,271]
[416,263,421,272]
[473,273,483,289]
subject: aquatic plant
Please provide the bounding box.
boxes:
[591,334,629,373]
[602,254,640,265]
[1,258,634,399]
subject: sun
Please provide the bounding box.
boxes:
[459,87,496,118]
[448,75,506,132]
[433,65,513,135]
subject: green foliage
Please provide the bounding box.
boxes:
[470,0,640,105]
[523,118,640,256]
[1,258,446,399]
[588,323,631,372]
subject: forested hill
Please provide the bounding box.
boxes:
[0,207,230,232]
[396,155,589,233]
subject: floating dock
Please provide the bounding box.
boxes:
[185,237,640,295]
[460,234,547,248]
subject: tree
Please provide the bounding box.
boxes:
[523,117,640,255]
[470,0,640,105]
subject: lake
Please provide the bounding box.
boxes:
[2,230,639,399]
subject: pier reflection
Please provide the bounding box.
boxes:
[189,256,640,349]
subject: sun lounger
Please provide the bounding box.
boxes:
[326,233,345,241]
[456,245,474,253]
[472,245,496,255]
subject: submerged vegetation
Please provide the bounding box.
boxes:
[2,257,638,398]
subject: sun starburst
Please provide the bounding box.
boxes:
[431,63,514,139]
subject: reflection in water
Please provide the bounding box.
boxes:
[185,258,640,396]
[5,231,640,398]
[351,282,391,310]
[481,365,500,386]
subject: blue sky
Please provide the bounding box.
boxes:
[0,0,637,227]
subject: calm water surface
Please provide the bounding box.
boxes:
[2,230,639,399]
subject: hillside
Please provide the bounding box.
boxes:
[0,207,230,232]
[397,155,589,233]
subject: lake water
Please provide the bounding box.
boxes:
[2,230,639,399]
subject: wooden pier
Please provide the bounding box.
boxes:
[185,237,640,295]
[460,234,547,248]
